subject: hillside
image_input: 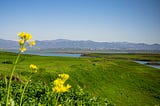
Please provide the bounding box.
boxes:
[0,39,160,50]
[0,52,160,106]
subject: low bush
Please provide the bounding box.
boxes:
[0,80,112,106]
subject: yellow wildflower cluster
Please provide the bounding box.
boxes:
[18,32,32,40]
[29,41,36,47]
[53,74,71,93]
[30,64,38,73]
[18,32,36,52]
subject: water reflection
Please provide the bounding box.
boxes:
[134,61,160,69]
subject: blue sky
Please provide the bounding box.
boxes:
[0,0,160,44]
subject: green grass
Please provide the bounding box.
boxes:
[83,53,160,61]
[0,52,160,106]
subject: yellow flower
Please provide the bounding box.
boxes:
[54,78,64,86]
[30,64,38,70]
[30,64,38,73]
[18,39,25,45]
[59,74,69,80]
[52,86,61,92]
[29,41,36,47]
[19,47,26,52]
[53,74,71,93]
[52,84,71,93]
[25,33,32,40]
[18,32,25,38]
[60,86,68,92]
[17,32,35,53]
[18,32,32,41]
[66,84,71,89]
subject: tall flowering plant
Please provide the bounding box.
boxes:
[18,32,36,52]
[53,73,71,93]
[6,32,37,106]
[5,32,72,106]
[53,73,71,106]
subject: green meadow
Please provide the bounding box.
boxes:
[0,52,160,106]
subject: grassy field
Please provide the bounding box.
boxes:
[0,52,160,106]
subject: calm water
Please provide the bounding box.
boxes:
[26,52,81,57]
[1,49,81,57]
[134,61,160,69]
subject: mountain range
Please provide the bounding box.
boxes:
[0,39,160,51]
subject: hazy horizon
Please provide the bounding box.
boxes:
[1,38,160,45]
[0,0,160,44]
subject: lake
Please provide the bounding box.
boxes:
[134,61,160,69]
[25,52,82,57]
[0,49,82,57]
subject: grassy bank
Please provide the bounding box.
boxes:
[82,53,160,61]
[0,52,160,106]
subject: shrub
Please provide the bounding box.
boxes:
[2,60,13,64]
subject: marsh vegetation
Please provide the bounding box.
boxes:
[0,51,160,105]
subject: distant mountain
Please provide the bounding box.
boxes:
[0,39,160,51]
[0,39,18,49]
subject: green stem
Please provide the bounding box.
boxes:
[20,76,31,106]
[5,75,8,89]
[6,52,21,106]
[55,93,60,106]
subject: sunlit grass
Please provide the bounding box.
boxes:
[0,32,111,106]
[1,52,160,105]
